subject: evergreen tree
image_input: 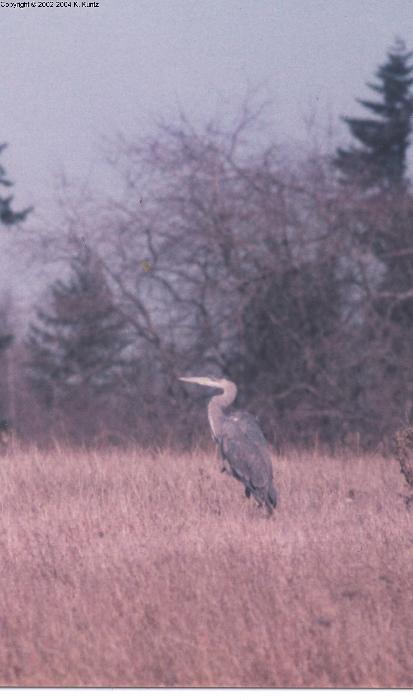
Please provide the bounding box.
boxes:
[0,144,31,381]
[335,38,413,190]
[0,332,12,353]
[27,247,129,414]
[0,300,14,423]
[0,143,32,225]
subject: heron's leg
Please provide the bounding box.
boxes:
[246,487,264,508]
[252,492,263,508]
[216,445,229,473]
[221,458,231,474]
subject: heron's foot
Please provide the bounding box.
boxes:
[245,487,251,499]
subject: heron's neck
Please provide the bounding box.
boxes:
[207,382,237,439]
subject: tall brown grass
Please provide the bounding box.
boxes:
[0,444,412,687]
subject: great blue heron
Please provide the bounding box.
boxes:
[179,376,277,514]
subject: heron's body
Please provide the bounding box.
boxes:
[179,376,277,514]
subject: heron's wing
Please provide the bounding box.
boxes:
[229,410,269,446]
[220,412,273,489]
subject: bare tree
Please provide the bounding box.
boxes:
[22,103,413,449]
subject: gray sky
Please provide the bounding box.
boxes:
[1,0,413,319]
[2,0,413,214]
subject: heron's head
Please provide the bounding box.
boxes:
[179,376,238,414]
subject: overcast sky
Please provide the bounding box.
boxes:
[2,0,413,214]
[1,0,413,314]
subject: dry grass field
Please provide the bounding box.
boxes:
[0,443,412,687]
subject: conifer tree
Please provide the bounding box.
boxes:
[0,143,32,225]
[0,144,31,383]
[0,301,14,423]
[27,247,129,412]
[335,38,413,190]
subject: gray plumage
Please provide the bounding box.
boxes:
[179,376,277,514]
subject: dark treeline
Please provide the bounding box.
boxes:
[2,39,413,450]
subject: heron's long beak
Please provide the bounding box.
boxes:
[179,376,216,387]
[179,376,203,384]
